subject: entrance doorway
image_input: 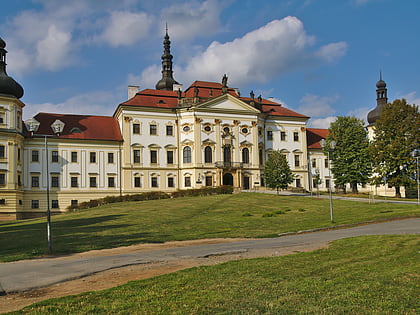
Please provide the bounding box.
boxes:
[243,176,250,189]
[223,173,233,186]
[205,175,213,187]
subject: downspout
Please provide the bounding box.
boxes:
[119,141,122,197]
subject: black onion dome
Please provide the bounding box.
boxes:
[376,79,386,88]
[0,37,24,99]
[367,106,381,125]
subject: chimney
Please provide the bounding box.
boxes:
[128,85,140,99]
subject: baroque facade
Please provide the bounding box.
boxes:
[1,33,335,219]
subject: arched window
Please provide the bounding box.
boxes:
[242,148,249,164]
[183,146,192,163]
[204,146,212,163]
[223,146,231,163]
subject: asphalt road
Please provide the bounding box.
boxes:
[0,218,419,294]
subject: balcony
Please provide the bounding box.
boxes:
[215,161,243,169]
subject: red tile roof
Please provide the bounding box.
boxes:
[307,128,329,149]
[121,89,179,108]
[26,113,123,141]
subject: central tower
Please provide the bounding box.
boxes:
[155,28,179,91]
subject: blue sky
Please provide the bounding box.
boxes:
[1,0,419,128]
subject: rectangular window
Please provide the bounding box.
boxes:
[108,152,114,164]
[18,174,21,186]
[166,125,173,136]
[0,199,5,205]
[294,155,300,167]
[51,200,59,209]
[150,150,157,164]
[51,150,59,162]
[71,200,78,206]
[0,173,5,185]
[280,131,286,141]
[108,176,115,188]
[32,150,39,162]
[17,148,21,161]
[168,177,174,188]
[71,151,77,163]
[134,177,141,188]
[133,123,140,134]
[296,178,301,187]
[267,130,273,141]
[326,179,330,189]
[151,176,158,187]
[184,176,191,187]
[31,176,39,188]
[325,159,329,168]
[89,177,97,188]
[150,124,157,135]
[0,145,5,158]
[167,151,174,164]
[293,132,299,142]
[51,176,59,188]
[31,200,39,209]
[312,159,316,168]
[133,149,141,164]
[90,152,96,163]
[71,176,78,188]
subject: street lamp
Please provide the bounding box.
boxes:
[320,139,336,222]
[411,149,420,205]
[25,117,65,254]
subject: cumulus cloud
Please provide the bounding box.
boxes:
[315,42,348,63]
[307,116,337,129]
[297,93,338,117]
[99,11,153,46]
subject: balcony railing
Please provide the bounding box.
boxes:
[215,161,243,169]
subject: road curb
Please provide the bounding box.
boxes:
[278,216,419,237]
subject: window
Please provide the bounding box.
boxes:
[108,176,115,188]
[294,155,300,167]
[51,176,59,188]
[204,125,212,132]
[223,126,230,133]
[150,124,157,135]
[71,151,77,163]
[133,123,140,134]
[32,150,39,162]
[312,159,316,168]
[17,148,20,161]
[183,146,192,163]
[267,130,273,141]
[204,146,212,163]
[51,150,59,162]
[183,125,190,132]
[150,150,157,164]
[167,151,174,164]
[280,131,286,141]
[184,176,191,187]
[71,176,78,188]
[0,173,5,185]
[151,176,158,187]
[296,178,301,187]
[133,149,141,164]
[206,176,213,187]
[242,148,249,164]
[134,177,141,188]
[168,177,174,188]
[31,200,39,209]
[17,175,21,186]
[90,152,96,163]
[0,145,5,158]
[51,200,59,209]
[108,152,114,164]
[0,199,5,205]
[166,125,173,136]
[241,127,248,134]
[293,132,299,142]
[71,200,78,206]
[89,177,97,188]
[326,179,331,189]
[31,176,39,188]
[259,149,263,164]
[325,159,329,168]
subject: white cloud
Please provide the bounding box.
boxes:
[315,42,348,63]
[297,93,338,117]
[307,116,337,129]
[160,0,223,41]
[100,11,153,46]
[400,91,420,106]
[347,107,370,124]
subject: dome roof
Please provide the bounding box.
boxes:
[0,37,24,99]
[367,106,381,125]
[376,79,386,88]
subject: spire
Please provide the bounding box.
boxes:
[0,37,24,99]
[155,26,179,91]
[367,72,388,125]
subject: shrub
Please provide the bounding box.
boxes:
[275,210,285,214]
[262,212,275,217]
[242,212,253,217]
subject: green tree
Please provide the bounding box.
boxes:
[369,99,420,197]
[326,116,371,193]
[264,150,295,194]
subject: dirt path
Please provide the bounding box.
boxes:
[0,238,326,313]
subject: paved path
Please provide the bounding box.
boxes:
[0,218,419,294]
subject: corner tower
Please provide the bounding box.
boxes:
[155,28,179,91]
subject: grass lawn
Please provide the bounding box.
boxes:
[1,192,419,262]
[9,235,420,314]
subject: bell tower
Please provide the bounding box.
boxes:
[155,26,179,91]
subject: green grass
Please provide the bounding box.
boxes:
[1,193,419,262]
[9,235,420,314]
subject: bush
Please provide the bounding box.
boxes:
[262,212,275,217]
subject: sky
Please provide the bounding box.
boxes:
[1,0,419,128]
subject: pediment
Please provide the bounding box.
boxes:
[196,94,260,114]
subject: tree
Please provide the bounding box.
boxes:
[264,150,295,194]
[326,116,371,193]
[369,99,420,197]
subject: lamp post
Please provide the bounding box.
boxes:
[320,139,336,222]
[25,117,65,254]
[411,149,420,205]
